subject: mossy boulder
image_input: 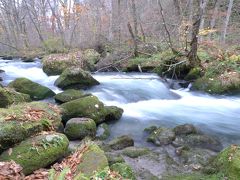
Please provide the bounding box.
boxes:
[193,73,240,94]
[144,126,158,134]
[211,145,240,179]
[105,152,125,165]
[60,95,105,123]
[0,133,69,175]
[108,135,134,150]
[173,124,197,135]
[96,123,110,140]
[173,134,222,152]
[110,163,136,180]
[8,78,55,100]
[75,144,108,177]
[54,89,90,103]
[42,54,82,76]
[54,67,100,90]
[147,127,176,146]
[64,118,97,140]
[0,87,31,108]
[122,147,150,158]
[0,102,62,152]
[82,49,101,71]
[104,106,124,121]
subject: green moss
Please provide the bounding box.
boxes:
[0,133,69,175]
[75,144,108,177]
[82,49,100,71]
[108,135,134,150]
[105,153,125,166]
[185,67,203,81]
[54,89,90,103]
[104,106,123,122]
[211,145,240,179]
[122,147,150,158]
[110,163,136,180]
[0,102,62,151]
[54,67,99,89]
[64,118,97,140]
[0,87,31,108]
[60,95,105,123]
[8,78,55,100]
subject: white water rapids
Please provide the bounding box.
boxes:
[1,59,240,147]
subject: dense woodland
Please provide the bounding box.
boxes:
[0,0,239,54]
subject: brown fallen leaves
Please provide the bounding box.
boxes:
[0,161,24,180]
[228,144,238,162]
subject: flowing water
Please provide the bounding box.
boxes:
[1,59,240,147]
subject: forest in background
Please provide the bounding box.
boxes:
[0,0,239,55]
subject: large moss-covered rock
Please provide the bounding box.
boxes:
[42,53,82,76]
[75,144,108,177]
[8,78,55,100]
[60,95,105,123]
[108,135,134,150]
[110,163,136,180]
[0,133,69,175]
[0,102,62,152]
[54,67,99,89]
[211,145,240,179]
[104,106,124,121]
[82,49,101,71]
[147,127,176,146]
[64,118,96,140]
[0,87,31,108]
[54,89,90,103]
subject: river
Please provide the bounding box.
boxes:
[1,59,240,147]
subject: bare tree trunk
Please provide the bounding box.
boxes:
[188,1,202,68]
[157,0,176,54]
[127,22,138,57]
[199,0,209,42]
[208,0,220,40]
[131,0,138,37]
[221,0,234,43]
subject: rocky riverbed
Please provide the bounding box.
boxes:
[0,56,239,179]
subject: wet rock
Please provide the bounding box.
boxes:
[54,89,90,103]
[178,147,217,166]
[0,133,69,175]
[0,102,62,152]
[0,69,5,73]
[147,128,176,146]
[173,134,223,152]
[64,118,96,140]
[1,56,13,60]
[96,123,110,140]
[8,78,55,100]
[144,126,158,134]
[104,106,124,121]
[108,135,134,150]
[54,67,99,90]
[211,145,240,179]
[75,144,108,177]
[173,124,197,135]
[0,87,31,108]
[61,95,123,124]
[122,147,150,158]
[105,152,125,165]
[21,57,35,62]
[60,95,105,124]
[110,163,136,180]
